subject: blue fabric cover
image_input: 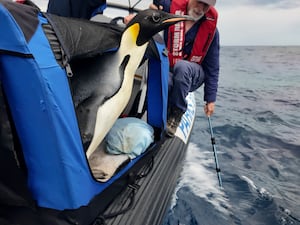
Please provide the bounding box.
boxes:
[0,6,136,210]
[147,40,169,129]
[0,3,29,53]
[106,118,154,159]
[0,3,168,211]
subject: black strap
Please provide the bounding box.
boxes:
[137,156,154,180]
[0,49,33,58]
[92,184,138,225]
[92,153,155,224]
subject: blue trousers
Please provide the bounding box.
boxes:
[168,60,205,112]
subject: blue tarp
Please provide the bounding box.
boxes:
[0,1,168,210]
[147,39,169,129]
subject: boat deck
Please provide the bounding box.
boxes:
[103,136,188,225]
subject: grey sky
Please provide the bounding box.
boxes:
[216,0,300,45]
[217,0,300,9]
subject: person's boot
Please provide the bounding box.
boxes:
[166,106,184,137]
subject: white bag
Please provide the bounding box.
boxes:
[105,117,154,159]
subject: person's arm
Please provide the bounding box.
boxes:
[47,0,106,19]
[149,0,170,11]
[202,29,220,116]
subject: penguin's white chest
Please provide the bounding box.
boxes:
[86,42,148,158]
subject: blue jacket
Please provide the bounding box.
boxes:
[47,0,106,19]
[160,0,220,103]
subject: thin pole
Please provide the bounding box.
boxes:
[207,116,223,188]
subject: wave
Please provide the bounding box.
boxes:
[168,143,231,216]
[240,176,300,225]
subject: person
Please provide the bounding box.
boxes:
[47,0,106,19]
[149,0,220,137]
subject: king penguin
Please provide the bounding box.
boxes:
[70,9,193,159]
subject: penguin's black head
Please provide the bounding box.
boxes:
[125,9,194,46]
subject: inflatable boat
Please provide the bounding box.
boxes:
[0,1,196,224]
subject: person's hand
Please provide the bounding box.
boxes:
[123,14,136,25]
[149,3,163,10]
[204,102,215,116]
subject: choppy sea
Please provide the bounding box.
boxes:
[163,46,300,225]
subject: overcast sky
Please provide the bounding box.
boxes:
[33,0,300,46]
[216,0,300,46]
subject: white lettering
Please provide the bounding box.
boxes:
[178,95,196,139]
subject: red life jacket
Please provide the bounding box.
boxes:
[168,0,218,67]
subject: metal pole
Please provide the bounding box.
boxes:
[207,116,223,188]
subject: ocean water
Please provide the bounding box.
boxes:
[163,46,300,225]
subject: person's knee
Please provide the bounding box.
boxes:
[173,60,192,83]
[173,60,188,74]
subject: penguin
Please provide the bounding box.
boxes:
[70,9,193,158]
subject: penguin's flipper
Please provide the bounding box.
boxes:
[85,55,130,159]
[70,53,124,149]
